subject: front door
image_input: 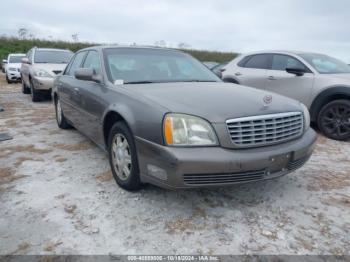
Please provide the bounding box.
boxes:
[264,54,315,106]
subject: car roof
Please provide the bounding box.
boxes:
[78,45,183,53]
[241,50,324,57]
[34,47,72,52]
[8,53,26,56]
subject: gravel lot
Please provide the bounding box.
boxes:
[0,73,349,255]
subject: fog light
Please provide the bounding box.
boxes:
[147,164,167,181]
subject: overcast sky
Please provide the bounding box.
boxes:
[1,0,350,62]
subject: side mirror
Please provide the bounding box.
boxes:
[286,67,305,76]
[2,59,7,64]
[75,68,102,83]
[22,58,30,64]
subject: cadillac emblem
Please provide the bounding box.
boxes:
[263,95,272,105]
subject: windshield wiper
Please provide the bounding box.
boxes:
[124,81,156,84]
[178,79,218,82]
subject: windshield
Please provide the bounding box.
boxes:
[103,48,220,84]
[9,55,25,63]
[300,53,350,74]
[34,50,73,64]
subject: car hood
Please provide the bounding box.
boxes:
[7,63,21,69]
[33,63,68,76]
[129,82,303,123]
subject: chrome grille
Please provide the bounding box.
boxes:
[183,170,265,185]
[226,112,303,148]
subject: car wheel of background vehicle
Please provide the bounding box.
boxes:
[30,79,41,102]
[21,78,30,94]
[55,97,71,129]
[318,99,350,141]
[108,122,142,191]
[6,75,12,84]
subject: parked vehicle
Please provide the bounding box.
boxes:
[211,62,228,78]
[203,61,219,69]
[5,53,26,83]
[53,46,316,190]
[21,47,73,101]
[222,51,350,140]
[1,59,7,73]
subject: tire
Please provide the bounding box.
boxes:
[317,99,350,141]
[29,78,41,102]
[22,78,30,94]
[54,96,71,129]
[108,122,142,191]
[6,75,12,84]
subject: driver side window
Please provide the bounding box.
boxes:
[272,55,307,71]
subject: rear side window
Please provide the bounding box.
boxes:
[243,54,271,69]
[83,51,101,74]
[66,52,86,76]
[272,54,308,71]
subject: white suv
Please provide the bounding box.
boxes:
[5,53,26,83]
[222,51,350,141]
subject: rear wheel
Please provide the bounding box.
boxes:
[318,99,350,141]
[30,79,41,102]
[54,96,71,129]
[108,122,142,191]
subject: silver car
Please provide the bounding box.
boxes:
[53,46,316,190]
[222,51,350,140]
[21,47,73,102]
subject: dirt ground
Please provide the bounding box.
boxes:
[0,73,349,255]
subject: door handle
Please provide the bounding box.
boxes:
[73,87,80,93]
[235,72,242,76]
[267,76,276,80]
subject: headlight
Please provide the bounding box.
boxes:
[163,113,218,146]
[301,103,310,130]
[34,69,52,78]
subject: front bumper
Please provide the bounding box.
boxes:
[32,76,54,90]
[135,128,317,189]
[7,71,21,81]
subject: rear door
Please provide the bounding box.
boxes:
[77,50,105,145]
[264,54,315,106]
[57,51,87,126]
[233,54,272,89]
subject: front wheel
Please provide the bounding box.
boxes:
[318,99,350,141]
[30,79,41,102]
[108,122,142,191]
[6,75,12,84]
[22,78,30,94]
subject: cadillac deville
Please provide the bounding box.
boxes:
[53,46,317,190]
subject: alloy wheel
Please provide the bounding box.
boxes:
[56,99,62,125]
[111,134,132,181]
[321,104,350,138]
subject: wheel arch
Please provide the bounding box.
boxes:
[102,107,135,149]
[310,86,350,122]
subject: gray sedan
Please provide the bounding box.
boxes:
[53,46,316,190]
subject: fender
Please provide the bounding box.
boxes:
[310,86,350,121]
[102,103,136,130]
